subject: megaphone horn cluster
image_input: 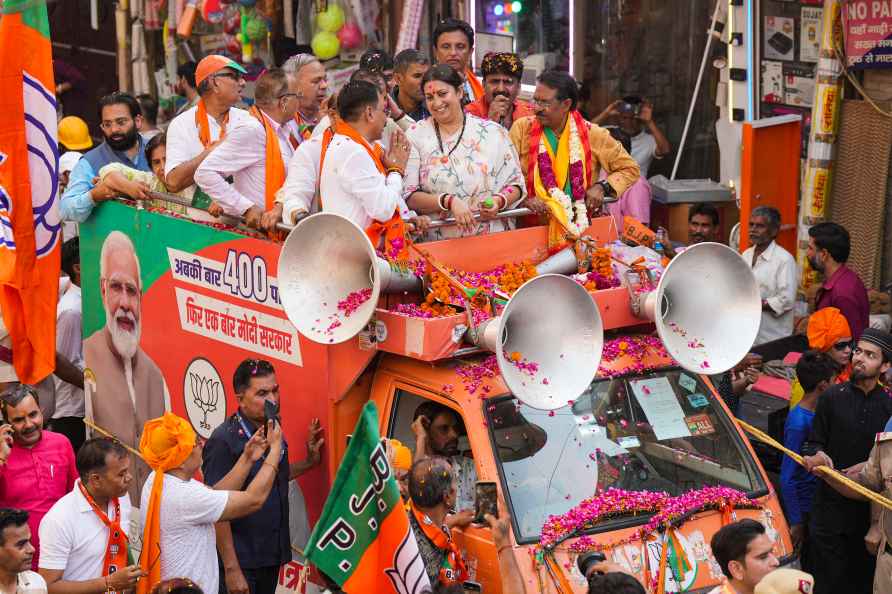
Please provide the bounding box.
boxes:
[277,213,421,344]
[472,274,604,410]
[637,242,761,375]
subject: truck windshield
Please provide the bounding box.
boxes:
[486,368,766,543]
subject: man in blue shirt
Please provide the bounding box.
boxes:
[780,350,835,559]
[202,359,324,594]
[60,92,151,223]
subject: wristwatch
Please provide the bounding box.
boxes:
[596,179,615,197]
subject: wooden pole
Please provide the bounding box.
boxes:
[115,0,132,92]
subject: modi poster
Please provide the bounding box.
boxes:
[842,0,892,68]
[78,201,374,577]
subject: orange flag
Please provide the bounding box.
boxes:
[0,0,61,383]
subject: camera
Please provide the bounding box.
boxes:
[619,96,642,116]
[577,551,607,579]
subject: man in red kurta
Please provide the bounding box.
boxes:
[465,52,534,130]
[0,385,77,570]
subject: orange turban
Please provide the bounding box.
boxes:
[389,439,412,472]
[138,414,196,594]
[807,307,852,352]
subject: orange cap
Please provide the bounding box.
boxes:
[195,55,247,87]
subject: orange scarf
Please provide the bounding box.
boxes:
[77,482,129,580]
[248,106,286,211]
[195,99,229,148]
[319,121,409,259]
[465,68,484,102]
[409,503,468,585]
[137,414,197,594]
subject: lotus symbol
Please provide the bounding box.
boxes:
[189,372,221,430]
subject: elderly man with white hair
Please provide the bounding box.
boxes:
[83,231,169,505]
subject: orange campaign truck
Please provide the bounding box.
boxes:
[78,198,793,594]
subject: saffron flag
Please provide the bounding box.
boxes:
[306,401,431,594]
[0,0,61,384]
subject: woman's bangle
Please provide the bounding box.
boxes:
[446,195,455,211]
[492,192,508,211]
[437,193,449,212]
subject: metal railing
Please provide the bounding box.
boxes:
[141,192,618,236]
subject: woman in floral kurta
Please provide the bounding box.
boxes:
[403,64,525,239]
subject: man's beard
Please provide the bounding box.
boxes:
[808,255,825,273]
[106,305,140,359]
[105,125,139,152]
[851,364,879,382]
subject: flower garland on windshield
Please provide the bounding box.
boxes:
[537,486,761,555]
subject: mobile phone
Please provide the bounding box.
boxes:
[263,399,280,436]
[473,481,498,524]
[462,581,482,593]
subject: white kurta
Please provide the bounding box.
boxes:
[403,114,525,239]
[742,240,798,345]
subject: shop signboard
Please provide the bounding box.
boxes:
[842,0,892,68]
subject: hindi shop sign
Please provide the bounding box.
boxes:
[843,0,892,68]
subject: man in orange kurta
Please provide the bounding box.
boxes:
[509,70,639,245]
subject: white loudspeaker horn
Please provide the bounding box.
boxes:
[640,242,761,374]
[473,274,604,410]
[277,213,421,344]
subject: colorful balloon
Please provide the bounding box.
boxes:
[316,4,345,32]
[337,22,362,49]
[311,31,340,60]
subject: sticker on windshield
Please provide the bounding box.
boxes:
[630,377,692,441]
[678,373,697,393]
[686,393,709,408]
[685,414,715,436]
[617,436,641,449]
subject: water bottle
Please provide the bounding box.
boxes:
[654,228,666,255]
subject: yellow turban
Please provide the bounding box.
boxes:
[390,439,412,472]
[138,414,197,594]
[807,307,852,352]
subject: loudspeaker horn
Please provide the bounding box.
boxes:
[473,274,604,410]
[277,213,421,344]
[640,242,761,374]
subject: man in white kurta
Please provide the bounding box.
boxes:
[742,206,798,345]
[193,68,298,227]
[316,80,410,229]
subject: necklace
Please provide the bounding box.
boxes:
[434,113,466,164]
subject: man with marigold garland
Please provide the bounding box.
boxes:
[509,70,639,249]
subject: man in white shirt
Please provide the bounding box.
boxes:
[742,206,797,345]
[38,439,144,594]
[593,96,671,178]
[164,55,250,195]
[0,509,47,594]
[52,239,85,453]
[138,413,283,594]
[194,68,298,228]
[316,80,410,229]
[281,54,329,145]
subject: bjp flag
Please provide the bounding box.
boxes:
[306,401,431,594]
[0,0,61,384]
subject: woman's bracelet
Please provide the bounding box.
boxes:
[446,195,455,211]
[437,193,449,212]
[492,192,508,211]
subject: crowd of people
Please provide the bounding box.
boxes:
[0,13,890,594]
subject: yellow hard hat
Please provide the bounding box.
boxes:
[58,116,92,150]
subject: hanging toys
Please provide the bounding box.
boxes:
[237,1,268,63]
[311,1,346,61]
[337,21,363,50]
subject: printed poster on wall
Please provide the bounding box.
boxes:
[764,16,795,61]
[800,7,823,62]
[842,0,892,68]
[784,64,816,108]
[761,60,784,103]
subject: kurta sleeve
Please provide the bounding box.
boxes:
[588,124,640,197]
[508,117,531,175]
[403,143,422,200]
[488,125,526,204]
